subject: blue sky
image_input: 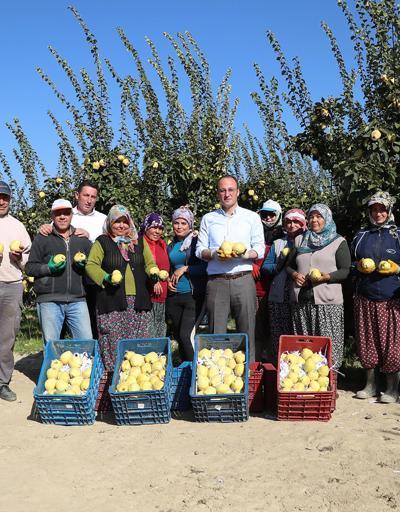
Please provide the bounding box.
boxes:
[0,1,355,183]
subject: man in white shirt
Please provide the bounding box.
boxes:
[70,180,106,242]
[196,176,264,361]
[39,180,106,241]
[0,181,31,401]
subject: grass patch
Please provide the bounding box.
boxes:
[15,306,42,355]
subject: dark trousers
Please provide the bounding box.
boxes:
[166,293,203,361]
[85,285,98,339]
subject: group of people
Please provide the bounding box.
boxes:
[0,176,399,405]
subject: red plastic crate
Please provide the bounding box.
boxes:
[277,335,334,422]
[95,371,113,413]
[248,362,264,412]
[263,363,277,413]
[331,371,337,411]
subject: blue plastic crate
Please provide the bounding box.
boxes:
[109,338,172,425]
[170,362,192,411]
[189,333,249,422]
[33,339,104,426]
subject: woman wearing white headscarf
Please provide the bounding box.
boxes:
[253,199,284,361]
[352,191,400,403]
[86,205,156,370]
[286,204,351,370]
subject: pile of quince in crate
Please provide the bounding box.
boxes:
[279,347,331,392]
[195,348,246,395]
[44,351,93,395]
[116,351,167,392]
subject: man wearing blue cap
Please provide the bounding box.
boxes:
[0,180,31,401]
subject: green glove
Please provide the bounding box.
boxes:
[74,260,86,270]
[103,273,119,286]
[48,256,66,274]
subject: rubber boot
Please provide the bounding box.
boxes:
[380,372,400,404]
[356,368,376,399]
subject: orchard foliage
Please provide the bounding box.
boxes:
[1,1,398,241]
[0,7,241,235]
[267,0,400,233]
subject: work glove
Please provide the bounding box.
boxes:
[103,273,119,286]
[377,259,400,276]
[48,256,66,274]
[74,260,86,270]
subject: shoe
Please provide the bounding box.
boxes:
[379,393,398,404]
[0,385,17,402]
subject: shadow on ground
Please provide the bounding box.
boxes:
[15,351,43,385]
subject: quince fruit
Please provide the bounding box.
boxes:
[371,129,382,141]
[9,240,23,252]
[111,269,123,284]
[231,377,244,393]
[73,252,86,263]
[361,258,375,272]
[232,242,247,256]
[158,270,169,281]
[53,254,66,265]
[309,268,322,282]
[60,351,73,365]
[82,367,91,379]
[379,260,391,271]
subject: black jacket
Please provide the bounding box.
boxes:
[25,227,92,303]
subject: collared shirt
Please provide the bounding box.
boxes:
[0,214,31,283]
[72,207,106,242]
[196,206,265,275]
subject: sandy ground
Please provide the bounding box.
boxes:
[0,354,399,512]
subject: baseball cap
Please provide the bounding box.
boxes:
[259,199,282,214]
[0,181,11,196]
[51,198,73,211]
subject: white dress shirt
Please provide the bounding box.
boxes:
[196,206,265,275]
[71,207,106,242]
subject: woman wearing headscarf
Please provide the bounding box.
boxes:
[166,206,207,361]
[262,208,307,362]
[86,205,156,370]
[352,191,400,403]
[139,213,170,338]
[286,204,351,370]
[253,199,284,361]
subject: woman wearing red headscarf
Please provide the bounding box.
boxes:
[262,209,307,362]
[139,212,170,338]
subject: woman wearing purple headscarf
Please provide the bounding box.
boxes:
[166,206,207,361]
[139,212,170,338]
[86,205,156,370]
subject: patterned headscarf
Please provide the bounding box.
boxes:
[297,203,338,253]
[172,206,195,251]
[139,212,165,236]
[284,208,307,240]
[103,205,138,261]
[367,191,396,228]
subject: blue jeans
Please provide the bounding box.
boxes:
[37,301,93,344]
